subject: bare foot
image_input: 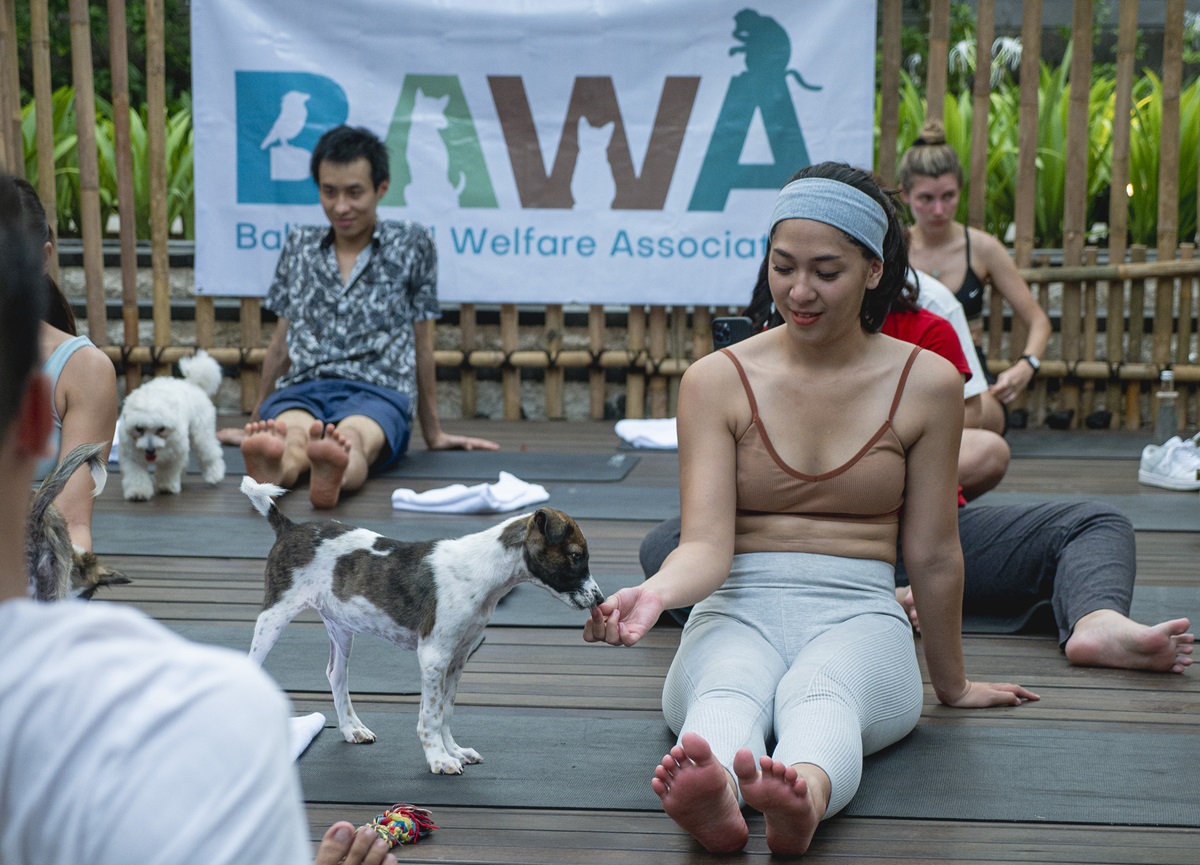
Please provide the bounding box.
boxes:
[241,419,287,484]
[735,749,824,857]
[312,821,396,865]
[308,421,351,509]
[1064,610,1194,673]
[651,732,748,854]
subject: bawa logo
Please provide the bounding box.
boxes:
[236,9,820,212]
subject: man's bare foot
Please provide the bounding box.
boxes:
[651,732,749,854]
[241,419,288,484]
[1064,610,1194,673]
[308,421,351,509]
[734,749,824,857]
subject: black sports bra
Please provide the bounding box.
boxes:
[955,225,986,322]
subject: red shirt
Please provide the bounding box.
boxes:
[881,307,973,383]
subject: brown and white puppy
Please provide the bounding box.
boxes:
[240,476,604,774]
[27,442,130,601]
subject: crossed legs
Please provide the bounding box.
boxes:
[241,409,386,508]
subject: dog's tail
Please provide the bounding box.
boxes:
[30,442,108,528]
[178,348,222,398]
[240,475,293,535]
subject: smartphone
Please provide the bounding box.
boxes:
[712,316,754,350]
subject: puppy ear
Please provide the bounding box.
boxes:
[532,508,568,546]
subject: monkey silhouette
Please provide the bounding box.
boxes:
[729,9,821,91]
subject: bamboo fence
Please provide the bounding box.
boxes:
[3,0,1200,429]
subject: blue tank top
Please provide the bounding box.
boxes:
[955,225,986,322]
[34,335,96,481]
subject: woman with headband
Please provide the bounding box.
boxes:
[584,162,1037,856]
[899,120,1051,434]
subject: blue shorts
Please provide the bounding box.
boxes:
[258,378,412,471]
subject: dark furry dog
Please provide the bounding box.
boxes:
[27,442,130,601]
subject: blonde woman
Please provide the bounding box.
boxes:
[899,120,1051,433]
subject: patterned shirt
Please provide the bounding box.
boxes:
[265,221,440,409]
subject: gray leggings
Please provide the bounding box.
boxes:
[662,552,924,817]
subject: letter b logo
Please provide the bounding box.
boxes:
[235,71,350,203]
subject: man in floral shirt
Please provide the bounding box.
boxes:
[226,125,497,507]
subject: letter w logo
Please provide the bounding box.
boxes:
[488,76,699,210]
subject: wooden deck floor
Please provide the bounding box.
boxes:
[92,419,1200,862]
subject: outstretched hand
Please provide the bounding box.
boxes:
[583,585,665,647]
[426,431,500,451]
[943,679,1040,708]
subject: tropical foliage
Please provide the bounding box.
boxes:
[22,87,194,239]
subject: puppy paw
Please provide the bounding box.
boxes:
[341,723,377,744]
[427,755,465,775]
[450,746,482,765]
[155,479,182,495]
[122,476,154,502]
[201,457,226,485]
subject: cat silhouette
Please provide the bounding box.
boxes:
[569,117,616,210]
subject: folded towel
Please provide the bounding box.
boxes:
[391,471,550,514]
[614,418,678,450]
[289,711,325,760]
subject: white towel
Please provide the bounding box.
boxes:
[109,426,120,463]
[391,471,550,514]
[289,711,325,760]
[614,418,678,449]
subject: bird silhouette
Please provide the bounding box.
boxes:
[260,91,311,150]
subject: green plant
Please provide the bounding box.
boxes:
[22,86,195,240]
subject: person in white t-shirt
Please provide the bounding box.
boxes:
[0,176,396,865]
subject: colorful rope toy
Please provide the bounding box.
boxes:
[362,803,437,847]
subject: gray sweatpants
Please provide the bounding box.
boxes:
[661,552,924,817]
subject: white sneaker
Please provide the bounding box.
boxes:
[1139,437,1200,490]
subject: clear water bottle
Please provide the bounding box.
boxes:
[1155,369,1178,441]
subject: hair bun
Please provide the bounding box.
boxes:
[913,119,947,147]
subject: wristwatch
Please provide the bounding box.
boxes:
[1019,354,1041,374]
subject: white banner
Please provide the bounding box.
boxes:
[191,0,878,305]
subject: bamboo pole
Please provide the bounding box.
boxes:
[1152,0,1185,373]
[145,0,171,373]
[876,0,903,185]
[924,0,950,124]
[544,304,564,419]
[967,0,994,230]
[1179,245,1195,425]
[625,307,646,419]
[588,304,605,419]
[648,305,668,419]
[67,0,107,344]
[30,0,57,284]
[459,303,477,418]
[1058,0,1094,428]
[240,298,261,412]
[1125,245,1148,429]
[0,0,20,172]
[106,0,142,390]
[1007,0,1042,403]
[1106,0,1138,426]
[692,306,712,360]
[500,303,520,419]
[1082,246,1098,418]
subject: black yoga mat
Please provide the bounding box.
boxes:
[961,584,1200,635]
[981,491,1200,532]
[165,621,431,694]
[114,447,640,483]
[296,709,1200,826]
[1005,430,1154,460]
[382,450,640,482]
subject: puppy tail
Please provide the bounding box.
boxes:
[31,442,108,525]
[240,475,293,535]
[179,348,223,398]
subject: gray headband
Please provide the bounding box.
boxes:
[769,177,888,260]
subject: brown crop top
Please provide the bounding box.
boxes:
[722,346,922,565]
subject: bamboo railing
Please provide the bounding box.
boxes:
[4,0,1200,430]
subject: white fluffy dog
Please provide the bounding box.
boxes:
[119,349,226,501]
